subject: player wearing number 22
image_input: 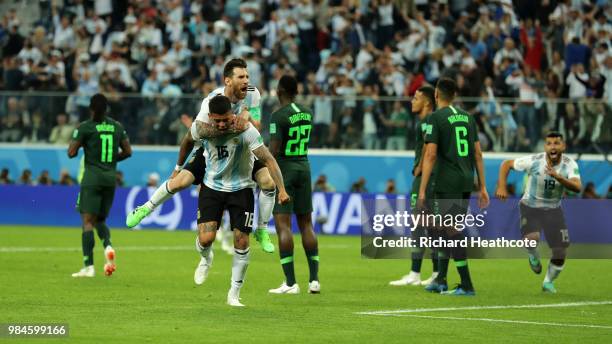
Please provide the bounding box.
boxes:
[267,75,321,295]
[495,132,581,293]
[68,94,132,278]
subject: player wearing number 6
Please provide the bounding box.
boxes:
[495,132,581,293]
[68,93,132,277]
[419,77,489,296]
[267,75,321,294]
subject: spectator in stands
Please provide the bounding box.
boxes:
[147,173,160,188]
[58,169,75,186]
[0,168,13,184]
[381,101,409,150]
[37,170,53,186]
[582,182,601,199]
[49,113,75,145]
[385,179,396,194]
[350,177,368,193]
[22,111,50,143]
[313,174,335,193]
[17,169,33,185]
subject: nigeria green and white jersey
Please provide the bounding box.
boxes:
[513,153,581,209]
[193,85,261,125]
[202,124,264,192]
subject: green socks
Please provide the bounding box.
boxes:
[280,251,296,286]
[95,223,112,248]
[306,249,319,282]
[82,230,95,266]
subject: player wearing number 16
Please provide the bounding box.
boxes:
[68,94,132,278]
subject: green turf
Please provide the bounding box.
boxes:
[1,225,611,343]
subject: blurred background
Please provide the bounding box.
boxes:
[0,0,610,197]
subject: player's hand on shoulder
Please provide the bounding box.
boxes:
[278,190,291,205]
[232,114,249,133]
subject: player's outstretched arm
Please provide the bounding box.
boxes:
[495,160,514,201]
[252,145,290,205]
[474,141,489,208]
[116,137,132,162]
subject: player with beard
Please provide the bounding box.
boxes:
[127,58,276,254]
[496,132,581,293]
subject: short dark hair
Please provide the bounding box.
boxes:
[223,58,247,78]
[435,77,457,101]
[89,93,107,116]
[546,131,564,140]
[418,85,435,107]
[209,95,232,115]
[278,74,298,97]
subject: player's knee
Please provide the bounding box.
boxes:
[256,171,275,190]
[551,248,567,261]
[169,171,194,192]
[198,223,217,246]
[233,230,249,249]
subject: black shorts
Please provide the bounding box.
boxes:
[519,203,570,248]
[431,192,471,239]
[184,147,266,185]
[77,185,116,219]
[197,184,255,234]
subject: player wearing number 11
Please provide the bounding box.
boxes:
[68,94,132,278]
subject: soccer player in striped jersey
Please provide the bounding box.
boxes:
[127,58,277,253]
[496,132,581,293]
[190,95,289,306]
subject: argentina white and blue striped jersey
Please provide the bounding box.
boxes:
[513,153,581,209]
[202,124,264,192]
[194,85,261,125]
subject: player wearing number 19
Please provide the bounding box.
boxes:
[68,93,132,277]
[268,75,320,294]
[495,132,581,293]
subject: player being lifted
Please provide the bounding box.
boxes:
[126,58,276,253]
[419,78,489,296]
[389,85,439,286]
[495,132,581,293]
[267,75,320,294]
[68,94,132,277]
[190,95,289,306]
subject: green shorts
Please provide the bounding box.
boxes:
[77,185,116,219]
[274,160,312,215]
[410,176,435,208]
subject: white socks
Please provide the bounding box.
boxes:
[257,189,276,229]
[195,236,212,259]
[544,263,564,283]
[145,180,175,210]
[231,248,250,290]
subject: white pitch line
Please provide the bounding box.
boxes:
[356,301,612,315]
[384,314,612,330]
[0,243,350,253]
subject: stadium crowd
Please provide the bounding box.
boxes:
[0,0,611,154]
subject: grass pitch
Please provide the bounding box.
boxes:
[1,225,611,343]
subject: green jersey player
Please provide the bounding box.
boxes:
[267,75,320,294]
[389,85,439,287]
[68,94,132,277]
[419,78,489,296]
